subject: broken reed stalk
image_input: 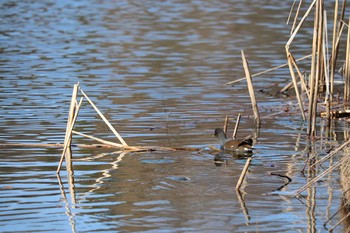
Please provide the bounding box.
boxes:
[63,84,78,151]
[286,52,306,121]
[290,55,310,99]
[225,54,312,86]
[72,130,201,152]
[62,83,79,173]
[236,157,252,190]
[241,50,261,127]
[79,88,128,146]
[232,113,241,139]
[72,130,123,147]
[57,97,83,174]
[223,115,229,135]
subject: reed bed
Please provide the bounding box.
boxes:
[228,0,350,136]
[226,1,350,229]
[284,1,350,229]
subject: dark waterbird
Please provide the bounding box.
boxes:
[213,128,253,152]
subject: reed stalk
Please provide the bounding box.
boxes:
[63,84,79,171]
[241,50,261,127]
[72,130,124,147]
[232,113,241,139]
[330,0,339,100]
[57,97,83,174]
[289,0,303,35]
[285,0,317,125]
[293,0,303,35]
[79,88,128,146]
[287,52,306,120]
[323,9,331,119]
[286,0,317,47]
[236,157,252,190]
[287,0,297,28]
[344,16,350,108]
[223,115,229,135]
[307,0,323,137]
[290,55,310,99]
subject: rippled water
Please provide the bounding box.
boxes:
[0,0,348,232]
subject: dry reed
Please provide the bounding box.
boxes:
[56,97,83,173]
[241,50,261,127]
[79,88,128,146]
[225,54,312,86]
[236,157,252,190]
[232,113,241,139]
[286,52,306,120]
[72,130,123,147]
[344,16,350,107]
[223,115,229,135]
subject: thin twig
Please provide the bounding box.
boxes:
[291,0,303,35]
[286,0,297,26]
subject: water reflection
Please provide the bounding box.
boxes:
[56,174,76,233]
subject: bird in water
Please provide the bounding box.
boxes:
[213,128,253,152]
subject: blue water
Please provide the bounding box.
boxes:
[0,0,348,232]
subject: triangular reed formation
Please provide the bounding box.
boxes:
[56,83,201,173]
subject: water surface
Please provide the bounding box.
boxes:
[0,0,348,232]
